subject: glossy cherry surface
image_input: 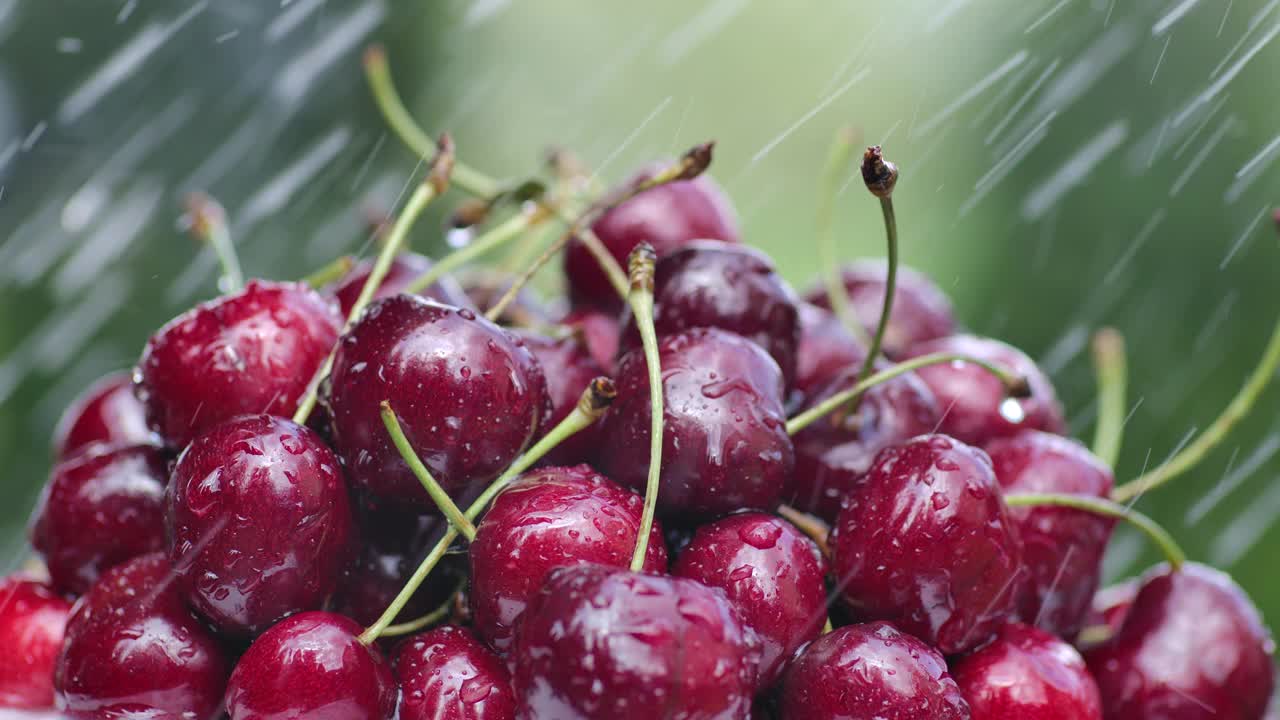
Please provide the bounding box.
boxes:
[30,442,168,596]
[778,621,970,720]
[793,302,866,404]
[560,306,620,371]
[52,371,154,459]
[0,575,71,709]
[327,295,548,508]
[829,434,1023,654]
[395,624,516,720]
[951,622,1102,720]
[136,279,342,449]
[804,260,956,358]
[55,553,229,720]
[517,332,606,467]
[597,327,793,517]
[469,465,667,653]
[167,414,353,636]
[672,511,827,685]
[513,563,758,720]
[330,251,471,318]
[225,611,396,720]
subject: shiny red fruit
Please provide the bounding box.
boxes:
[395,625,515,720]
[52,371,154,459]
[804,260,956,358]
[329,251,472,318]
[517,332,606,466]
[951,622,1102,720]
[793,303,866,404]
[0,576,71,709]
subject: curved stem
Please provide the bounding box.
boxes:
[856,145,900,379]
[776,503,830,557]
[301,255,355,289]
[1004,492,1185,569]
[818,128,871,346]
[381,401,476,542]
[186,192,243,293]
[404,208,544,296]
[627,245,664,572]
[1091,328,1128,468]
[376,582,463,639]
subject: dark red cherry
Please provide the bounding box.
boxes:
[793,303,866,404]
[469,465,667,653]
[167,414,353,636]
[1084,563,1275,720]
[517,333,606,467]
[329,251,471,318]
[672,512,827,685]
[136,279,342,449]
[1077,580,1138,650]
[564,169,740,311]
[327,295,549,508]
[951,622,1102,720]
[225,611,396,720]
[513,563,758,720]
[596,327,793,518]
[905,334,1065,445]
[0,576,71,709]
[985,430,1115,639]
[829,434,1023,654]
[30,443,168,596]
[779,621,970,720]
[52,371,155,459]
[803,260,956,358]
[395,625,515,720]
[560,306,620,371]
[55,553,229,719]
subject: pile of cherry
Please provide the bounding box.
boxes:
[4,51,1278,720]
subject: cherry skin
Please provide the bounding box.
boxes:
[0,575,72,709]
[985,430,1115,639]
[329,251,472,318]
[469,464,667,653]
[804,260,956,358]
[778,621,970,720]
[560,306,620,371]
[596,327,794,518]
[326,295,549,508]
[904,334,1066,445]
[517,332,606,467]
[395,624,516,720]
[1077,580,1138,650]
[224,611,396,720]
[55,553,230,720]
[1083,562,1275,720]
[167,414,354,637]
[672,511,827,686]
[829,434,1023,655]
[950,622,1103,720]
[136,279,342,450]
[52,371,154,459]
[30,442,168,596]
[513,563,759,720]
[793,302,866,405]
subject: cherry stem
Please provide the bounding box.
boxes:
[185,192,244,293]
[776,504,830,557]
[380,401,476,542]
[301,255,355,289]
[856,145,900,382]
[403,206,546,296]
[786,351,1028,435]
[1111,311,1280,503]
[626,244,664,572]
[1004,492,1186,570]
[376,580,464,639]
[817,129,871,346]
[1091,328,1128,468]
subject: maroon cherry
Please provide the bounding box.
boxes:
[1084,563,1275,720]
[672,511,827,685]
[469,464,667,653]
[0,575,71,709]
[513,563,758,720]
[517,333,606,467]
[167,414,354,636]
[951,622,1103,720]
[829,434,1023,654]
[395,625,515,720]
[1078,580,1138,649]
[52,371,154,459]
[560,306,620,371]
[985,430,1115,639]
[136,279,342,449]
[779,621,970,720]
[55,553,230,719]
[329,251,472,318]
[326,295,549,508]
[793,302,866,404]
[804,260,956,358]
[905,334,1065,445]
[225,611,396,720]
[30,443,168,596]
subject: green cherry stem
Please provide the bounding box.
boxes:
[1091,328,1128,468]
[300,255,356,290]
[376,580,464,639]
[380,400,476,541]
[627,244,664,572]
[817,128,871,346]
[1004,492,1186,570]
[404,206,548,296]
[185,192,244,293]
[856,145,901,382]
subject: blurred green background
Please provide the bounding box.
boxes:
[1,0,1278,622]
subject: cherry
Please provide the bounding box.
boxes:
[596,327,793,518]
[1077,580,1137,649]
[55,552,229,719]
[793,302,866,404]
[904,334,1065,445]
[329,251,472,318]
[30,443,168,596]
[136,279,342,450]
[804,260,956,358]
[950,622,1103,720]
[52,371,155,459]
[1083,562,1275,720]
[395,624,516,720]
[513,563,758,719]
[560,306,621,371]
[167,414,354,637]
[829,434,1023,655]
[778,621,970,720]
[469,464,667,653]
[984,430,1115,639]
[672,511,827,685]
[517,333,606,467]
[0,575,71,709]
[224,611,396,720]
[326,295,549,508]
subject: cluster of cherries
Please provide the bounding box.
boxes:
[2,48,1277,720]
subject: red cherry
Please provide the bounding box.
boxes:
[517,333,606,467]
[951,622,1103,720]
[0,576,71,709]
[793,302,867,404]
[803,260,956,358]
[52,371,154,459]
[329,251,472,318]
[395,624,515,720]
[1077,580,1138,650]
[560,306,620,371]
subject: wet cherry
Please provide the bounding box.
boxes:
[329,251,472,318]
[52,371,154,459]
[804,260,956,358]
[951,622,1103,720]
[517,333,606,467]
[0,575,71,710]
[395,624,516,720]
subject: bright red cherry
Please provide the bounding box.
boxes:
[329,251,472,318]
[52,371,154,459]
[793,302,866,404]
[804,260,956,358]
[560,306,620,371]
[517,332,606,467]
[951,622,1103,720]
[0,576,71,709]
[829,434,1023,655]
[167,414,354,637]
[395,625,516,720]
[136,279,342,449]
[30,443,168,596]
